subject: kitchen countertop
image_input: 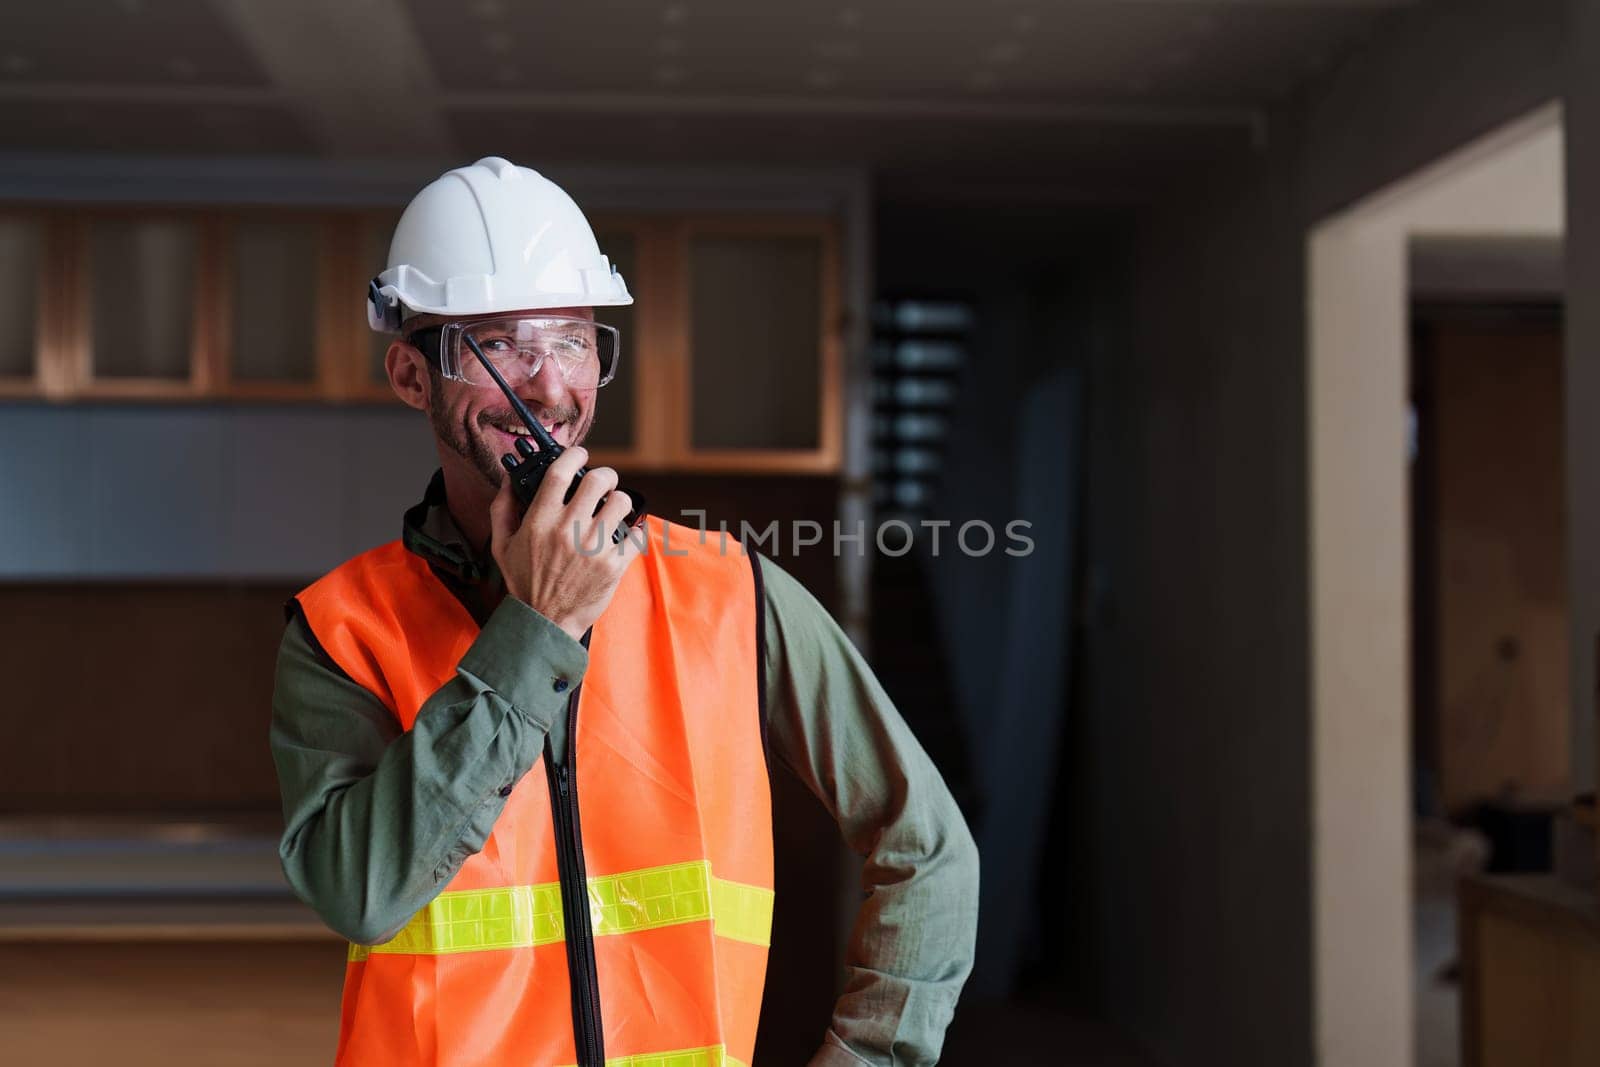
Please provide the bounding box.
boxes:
[0,816,337,941]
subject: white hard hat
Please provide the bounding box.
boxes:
[367,156,632,332]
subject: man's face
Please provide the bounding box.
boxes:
[418,307,600,491]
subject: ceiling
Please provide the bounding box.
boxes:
[0,0,1418,195]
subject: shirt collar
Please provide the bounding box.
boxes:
[402,470,494,585]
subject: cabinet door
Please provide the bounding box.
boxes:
[226,218,320,390]
[359,212,403,396]
[0,216,44,391]
[585,229,638,453]
[82,216,206,391]
[685,225,839,468]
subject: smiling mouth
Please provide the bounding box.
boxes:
[488,419,565,448]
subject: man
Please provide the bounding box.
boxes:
[270,157,978,1067]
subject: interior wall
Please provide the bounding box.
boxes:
[1564,0,1600,799]
[1297,0,1564,223]
[1085,130,1310,1067]
[1088,2,1571,1065]
[0,404,435,580]
[873,203,1126,999]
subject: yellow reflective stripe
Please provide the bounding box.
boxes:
[710,875,773,947]
[558,1043,744,1067]
[587,859,771,946]
[589,860,712,936]
[355,882,563,961]
[348,861,771,961]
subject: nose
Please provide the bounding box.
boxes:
[517,356,569,410]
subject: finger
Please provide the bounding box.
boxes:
[528,446,588,522]
[613,516,649,559]
[566,466,619,522]
[595,492,641,553]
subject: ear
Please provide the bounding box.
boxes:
[386,339,432,412]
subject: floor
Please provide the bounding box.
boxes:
[0,937,1159,1067]
[0,939,344,1066]
[1414,818,1487,1067]
[941,990,1158,1067]
[1416,885,1463,1067]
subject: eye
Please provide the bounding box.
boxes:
[479,336,516,353]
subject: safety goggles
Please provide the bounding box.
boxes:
[406,316,620,390]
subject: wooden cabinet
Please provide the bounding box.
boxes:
[0,214,48,395]
[220,215,325,395]
[1460,874,1600,1066]
[55,211,365,402]
[682,220,840,470]
[347,209,402,399]
[89,217,203,384]
[580,216,841,471]
[586,227,640,453]
[335,211,841,475]
[0,204,843,474]
[68,213,216,398]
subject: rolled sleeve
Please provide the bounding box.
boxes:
[271,594,588,944]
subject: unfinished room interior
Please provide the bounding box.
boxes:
[1,2,1598,1065]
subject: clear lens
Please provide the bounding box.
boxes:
[441,316,619,389]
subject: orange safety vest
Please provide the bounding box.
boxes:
[295,518,774,1067]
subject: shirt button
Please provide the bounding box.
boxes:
[553,678,569,693]
[498,784,514,798]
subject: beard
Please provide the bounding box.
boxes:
[428,371,591,490]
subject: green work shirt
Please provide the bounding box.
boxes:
[269,472,979,1067]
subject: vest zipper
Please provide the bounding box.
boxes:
[546,684,605,1067]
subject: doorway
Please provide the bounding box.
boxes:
[1409,299,1569,1067]
[1307,103,1564,1067]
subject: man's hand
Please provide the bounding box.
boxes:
[490,447,645,641]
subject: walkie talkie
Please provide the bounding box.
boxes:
[462,334,647,536]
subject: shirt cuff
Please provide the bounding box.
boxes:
[456,596,588,730]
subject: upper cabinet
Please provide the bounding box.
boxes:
[0,205,843,474]
[0,214,47,395]
[355,210,403,398]
[585,227,640,455]
[221,215,325,394]
[87,217,203,386]
[684,220,839,470]
[584,215,841,471]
